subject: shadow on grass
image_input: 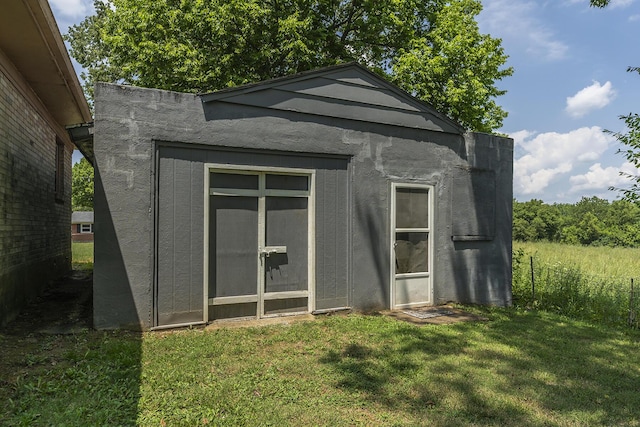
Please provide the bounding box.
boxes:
[0,270,143,426]
[319,311,640,425]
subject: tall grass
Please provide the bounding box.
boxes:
[512,242,640,327]
[514,241,640,278]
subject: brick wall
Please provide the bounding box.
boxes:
[71,224,94,242]
[0,68,72,326]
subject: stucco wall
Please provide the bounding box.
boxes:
[0,69,72,327]
[94,82,512,330]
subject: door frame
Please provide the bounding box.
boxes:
[389,182,434,309]
[203,163,316,321]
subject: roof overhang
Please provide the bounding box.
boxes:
[0,0,93,160]
[67,122,94,164]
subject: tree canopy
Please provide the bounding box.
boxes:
[72,157,94,211]
[66,0,513,132]
[606,112,640,203]
[590,0,640,202]
[513,197,640,247]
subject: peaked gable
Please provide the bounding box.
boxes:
[200,63,464,135]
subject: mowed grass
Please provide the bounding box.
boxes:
[3,311,640,426]
[72,242,93,270]
[4,242,640,424]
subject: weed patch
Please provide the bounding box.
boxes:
[513,242,640,327]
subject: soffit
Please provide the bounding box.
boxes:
[0,0,92,127]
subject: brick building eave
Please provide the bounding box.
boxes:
[0,0,92,143]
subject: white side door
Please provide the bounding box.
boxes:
[391,183,433,308]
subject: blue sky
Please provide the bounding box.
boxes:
[50,0,640,203]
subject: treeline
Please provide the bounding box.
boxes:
[513,197,640,247]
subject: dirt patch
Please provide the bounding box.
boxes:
[1,270,93,336]
[205,313,316,330]
[0,270,93,405]
[205,306,487,330]
[382,305,488,325]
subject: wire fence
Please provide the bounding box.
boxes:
[513,253,640,329]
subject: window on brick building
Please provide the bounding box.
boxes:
[80,224,93,233]
[55,140,65,202]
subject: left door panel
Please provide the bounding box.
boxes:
[209,194,259,319]
[156,153,205,327]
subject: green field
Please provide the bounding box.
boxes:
[513,241,640,280]
[513,241,640,326]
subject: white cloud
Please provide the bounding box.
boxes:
[49,0,92,19]
[609,0,635,9]
[518,163,573,195]
[510,130,536,146]
[565,81,616,118]
[478,0,569,61]
[526,31,569,61]
[511,127,613,195]
[569,162,639,192]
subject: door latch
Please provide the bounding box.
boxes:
[259,246,287,257]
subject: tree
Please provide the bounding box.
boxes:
[72,158,94,211]
[66,0,513,132]
[512,199,561,242]
[391,0,510,132]
[514,197,640,247]
[590,0,640,202]
[606,112,640,203]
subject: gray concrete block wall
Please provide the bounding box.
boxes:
[93,85,156,330]
[434,132,513,306]
[0,71,72,327]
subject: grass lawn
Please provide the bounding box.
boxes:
[72,242,93,270]
[2,309,640,426]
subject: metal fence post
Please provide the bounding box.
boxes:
[530,256,535,301]
[629,278,635,328]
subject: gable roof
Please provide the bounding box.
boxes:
[72,211,94,224]
[200,63,464,135]
[0,0,93,157]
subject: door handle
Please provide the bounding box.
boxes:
[259,246,287,257]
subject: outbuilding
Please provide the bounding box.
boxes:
[93,63,513,330]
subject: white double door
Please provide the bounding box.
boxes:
[205,166,314,320]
